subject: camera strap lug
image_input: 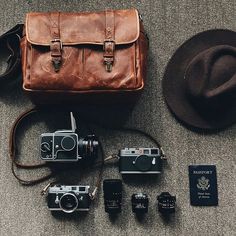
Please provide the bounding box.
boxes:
[41,182,55,196]
[160,147,167,160]
[105,154,119,162]
[90,187,98,200]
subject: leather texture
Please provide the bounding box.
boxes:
[21,9,148,104]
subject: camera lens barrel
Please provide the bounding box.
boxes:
[59,192,79,213]
[78,135,99,159]
[157,192,176,214]
[131,193,149,214]
[103,179,122,214]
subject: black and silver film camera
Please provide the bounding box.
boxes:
[119,148,163,174]
[47,185,91,213]
[40,112,98,161]
[103,179,122,214]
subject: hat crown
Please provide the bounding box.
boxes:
[185,45,236,111]
[163,29,236,129]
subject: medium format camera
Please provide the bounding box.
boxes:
[119,148,163,174]
[40,112,99,162]
[47,185,91,213]
[103,179,122,214]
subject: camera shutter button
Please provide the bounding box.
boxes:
[61,136,76,151]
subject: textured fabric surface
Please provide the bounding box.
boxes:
[0,1,235,236]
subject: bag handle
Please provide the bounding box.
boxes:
[0,24,23,85]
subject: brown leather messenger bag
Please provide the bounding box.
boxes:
[0,9,148,104]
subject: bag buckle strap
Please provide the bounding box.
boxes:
[103,40,115,72]
[103,10,115,72]
[50,13,62,72]
[51,38,62,50]
[50,38,62,72]
[104,59,113,73]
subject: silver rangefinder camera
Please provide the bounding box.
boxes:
[47,185,91,213]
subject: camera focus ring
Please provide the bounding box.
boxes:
[59,192,78,213]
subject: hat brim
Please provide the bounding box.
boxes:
[163,29,236,130]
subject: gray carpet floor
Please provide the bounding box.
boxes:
[0,1,235,236]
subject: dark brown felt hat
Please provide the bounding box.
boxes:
[163,29,236,130]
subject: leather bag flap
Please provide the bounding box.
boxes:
[25,9,140,46]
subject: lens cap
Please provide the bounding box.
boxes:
[134,155,152,171]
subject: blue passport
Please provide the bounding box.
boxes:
[188,165,218,206]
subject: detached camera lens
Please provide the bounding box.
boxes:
[59,193,78,213]
[132,193,149,214]
[103,179,122,214]
[134,155,152,171]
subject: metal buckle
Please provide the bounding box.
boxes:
[103,40,115,72]
[51,38,62,50]
[103,40,115,50]
[105,61,113,72]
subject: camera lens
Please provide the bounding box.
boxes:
[134,155,152,171]
[59,193,78,213]
[132,193,149,214]
[78,135,98,159]
[103,179,122,214]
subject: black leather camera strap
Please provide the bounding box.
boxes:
[0,24,23,86]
